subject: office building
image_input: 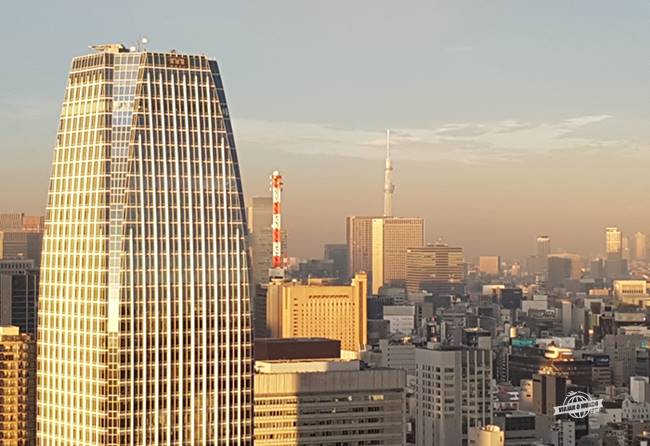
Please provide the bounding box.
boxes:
[253,339,406,445]
[372,217,425,293]
[0,214,44,232]
[383,305,415,334]
[532,373,566,416]
[0,231,43,265]
[547,256,572,288]
[605,226,628,279]
[38,45,252,444]
[479,256,501,276]
[346,216,375,277]
[493,411,538,445]
[406,243,465,296]
[468,425,505,446]
[636,232,647,260]
[0,326,36,445]
[247,196,287,286]
[0,259,39,338]
[416,345,493,446]
[324,243,349,280]
[266,273,368,352]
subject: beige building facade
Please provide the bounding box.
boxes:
[266,273,367,352]
[254,359,406,445]
[0,326,35,446]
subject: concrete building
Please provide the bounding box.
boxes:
[469,425,505,446]
[267,273,368,352]
[383,305,415,334]
[0,326,35,445]
[376,338,417,375]
[406,243,465,296]
[479,256,501,276]
[0,259,39,338]
[372,217,425,294]
[254,352,406,445]
[493,411,537,445]
[0,231,42,265]
[416,345,493,446]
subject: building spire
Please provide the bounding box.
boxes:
[383,129,395,217]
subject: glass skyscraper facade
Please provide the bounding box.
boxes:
[38,44,252,445]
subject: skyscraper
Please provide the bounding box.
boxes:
[371,217,424,293]
[605,226,627,279]
[346,215,376,277]
[636,232,647,260]
[38,44,252,444]
[535,235,551,275]
[406,243,465,296]
[606,226,622,257]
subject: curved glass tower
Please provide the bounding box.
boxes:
[37,44,252,445]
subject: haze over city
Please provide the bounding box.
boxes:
[1,0,649,259]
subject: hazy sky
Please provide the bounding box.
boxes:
[1,1,649,259]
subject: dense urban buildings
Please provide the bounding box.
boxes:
[266,273,368,352]
[253,338,406,445]
[37,45,252,444]
[0,325,36,446]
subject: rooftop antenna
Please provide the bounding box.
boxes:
[136,36,149,52]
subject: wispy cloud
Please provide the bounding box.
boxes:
[234,114,644,164]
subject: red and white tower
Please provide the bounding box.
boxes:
[269,170,285,278]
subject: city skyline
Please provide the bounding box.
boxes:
[1,1,649,259]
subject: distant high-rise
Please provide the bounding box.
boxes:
[266,273,368,352]
[346,216,375,277]
[606,227,622,257]
[478,255,501,276]
[605,227,627,279]
[406,243,465,296]
[371,217,424,293]
[323,243,349,280]
[0,231,43,265]
[383,129,394,217]
[636,232,647,260]
[0,259,39,338]
[0,325,36,445]
[38,44,252,444]
[535,235,551,275]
